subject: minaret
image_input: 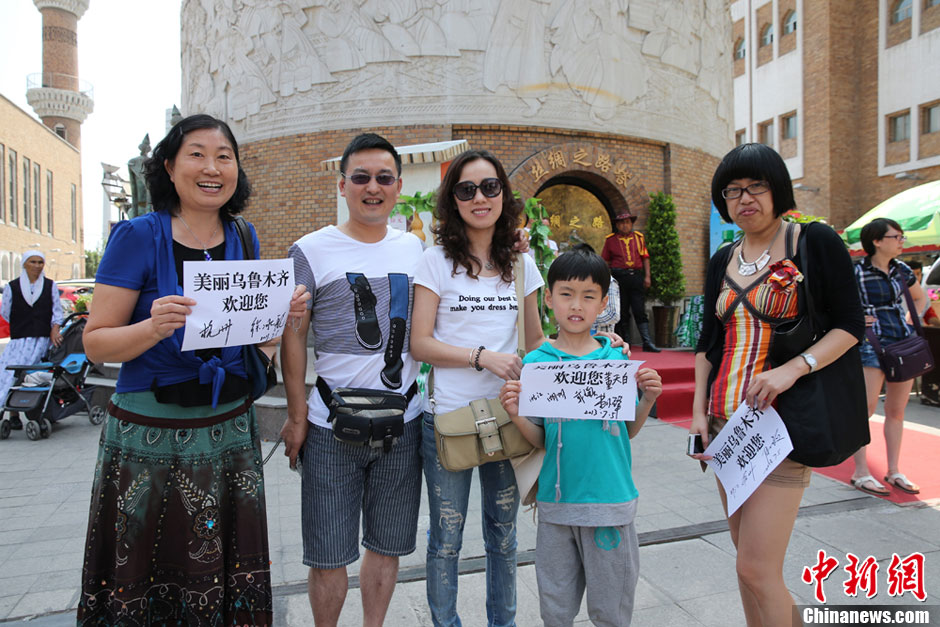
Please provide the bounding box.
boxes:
[26,0,94,149]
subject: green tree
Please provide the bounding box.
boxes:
[84,248,102,278]
[646,192,685,306]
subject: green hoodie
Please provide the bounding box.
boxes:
[523,336,640,527]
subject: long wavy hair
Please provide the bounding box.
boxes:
[433,150,521,283]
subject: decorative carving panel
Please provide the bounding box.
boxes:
[181,0,732,156]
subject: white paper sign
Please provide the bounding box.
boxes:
[181,259,295,351]
[518,359,643,421]
[704,402,794,516]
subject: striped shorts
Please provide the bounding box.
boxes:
[301,419,422,569]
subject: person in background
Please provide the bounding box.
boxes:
[78,114,307,625]
[600,209,659,352]
[850,218,927,496]
[0,250,64,428]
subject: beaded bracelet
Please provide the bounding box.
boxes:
[473,346,485,371]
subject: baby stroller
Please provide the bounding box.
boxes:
[0,312,105,441]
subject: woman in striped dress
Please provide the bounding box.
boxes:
[688,143,864,626]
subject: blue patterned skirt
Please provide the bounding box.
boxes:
[77,392,272,626]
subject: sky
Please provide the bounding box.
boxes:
[0,0,182,250]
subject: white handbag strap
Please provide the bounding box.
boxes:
[514,254,526,358]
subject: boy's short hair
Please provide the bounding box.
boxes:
[547,246,611,296]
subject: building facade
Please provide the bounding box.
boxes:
[181,0,734,297]
[0,94,85,282]
[731,0,940,229]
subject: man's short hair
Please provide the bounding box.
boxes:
[547,245,611,296]
[340,133,402,176]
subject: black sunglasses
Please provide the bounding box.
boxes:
[343,172,399,186]
[453,178,503,201]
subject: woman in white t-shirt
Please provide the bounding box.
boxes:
[411,150,545,626]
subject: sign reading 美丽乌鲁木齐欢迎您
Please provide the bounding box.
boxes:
[704,402,794,516]
[181,259,294,351]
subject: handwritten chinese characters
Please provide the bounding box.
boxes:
[181,259,295,351]
[518,359,642,422]
[703,403,794,516]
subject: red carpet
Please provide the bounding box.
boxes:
[633,347,696,427]
[814,418,940,505]
[633,348,940,505]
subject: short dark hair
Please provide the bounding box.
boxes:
[547,247,611,296]
[860,217,903,256]
[908,260,923,271]
[340,133,402,176]
[711,143,795,223]
[145,114,251,218]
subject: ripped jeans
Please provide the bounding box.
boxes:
[422,413,519,627]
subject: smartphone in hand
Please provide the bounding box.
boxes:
[687,433,704,456]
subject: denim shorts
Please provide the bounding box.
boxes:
[859,333,909,370]
[301,419,422,569]
[707,415,810,488]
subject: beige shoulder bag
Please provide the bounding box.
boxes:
[431,256,536,472]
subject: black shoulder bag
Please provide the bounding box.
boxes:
[864,282,935,382]
[769,226,870,467]
[233,217,278,400]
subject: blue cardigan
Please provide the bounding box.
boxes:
[96,211,258,406]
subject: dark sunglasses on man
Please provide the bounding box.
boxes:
[453,177,503,201]
[343,172,399,186]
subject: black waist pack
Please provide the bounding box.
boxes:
[327,388,407,452]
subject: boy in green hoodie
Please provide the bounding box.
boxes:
[500,247,661,626]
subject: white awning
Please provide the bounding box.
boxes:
[321,139,469,171]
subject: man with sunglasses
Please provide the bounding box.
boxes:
[601,209,660,352]
[280,133,425,626]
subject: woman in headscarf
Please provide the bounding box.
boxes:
[0,250,64,428]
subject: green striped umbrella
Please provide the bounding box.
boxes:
[842,180,940,249]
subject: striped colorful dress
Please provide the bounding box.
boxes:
[708,258,803,421]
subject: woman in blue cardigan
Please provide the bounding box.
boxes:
[77,114,306,626]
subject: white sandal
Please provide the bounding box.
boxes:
[884,472,920,495]
[850,475,889,496]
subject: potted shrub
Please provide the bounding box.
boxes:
[646,191,685,347]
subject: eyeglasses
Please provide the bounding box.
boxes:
[342,172,399,186]
[721,180,770,199]
[453,178,503,201]
[882,234,907,242]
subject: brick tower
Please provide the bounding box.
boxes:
[26,0,94,149]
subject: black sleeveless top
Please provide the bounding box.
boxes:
[7,278,54,339]
[151,240,249,407]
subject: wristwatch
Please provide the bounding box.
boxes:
[800,352,817,373]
